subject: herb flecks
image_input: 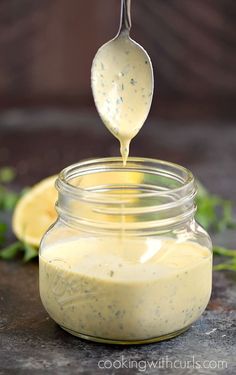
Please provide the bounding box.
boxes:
[130,78,137,86]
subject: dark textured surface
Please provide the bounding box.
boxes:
[0,113,236,374]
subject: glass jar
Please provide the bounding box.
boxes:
[39,157,212,345]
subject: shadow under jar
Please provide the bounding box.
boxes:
[39,157,212,345]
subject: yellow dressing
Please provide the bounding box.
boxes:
[39,238,212,341]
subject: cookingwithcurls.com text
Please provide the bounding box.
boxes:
[98,355,227,372]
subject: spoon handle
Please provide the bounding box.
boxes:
[118,0,132,35]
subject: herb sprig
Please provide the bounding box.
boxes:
[0,167,19,211]
[0,241,37,262]
[196,180,236,271]
[0,167,38,262]
[196,181,236,232]
[213,247,236,271]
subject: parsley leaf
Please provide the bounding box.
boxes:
[196,181,236,232]
[213,257,236,272]
[23,242,38,262]
[196,181,236,272]
[0,187,19,211]
[0,222,7,245]
[0,241,38,262]
[0,242,22,260]
[0,167,19,212]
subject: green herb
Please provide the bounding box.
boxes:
[213,261,236,272]
[0,241,38,262]
[0,222,7,245]
[0,167,19,211]
[212,246,236,272]
[196,181,236,272]
[0,186,19,211]
[0,167,25,261]
[0,242,23,260]
[23,242,38,262]
[196,181,236,232]
[0,167,38,262]
[0,167,16,183]
[0,167,18,252]
[213,246,236,257]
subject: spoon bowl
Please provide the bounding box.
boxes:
[91,0,154,164]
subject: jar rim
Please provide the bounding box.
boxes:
[56,157,195,202]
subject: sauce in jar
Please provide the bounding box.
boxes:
[40,236,212,343]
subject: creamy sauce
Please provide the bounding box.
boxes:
[91,35,153,164]
[39,238,212,341]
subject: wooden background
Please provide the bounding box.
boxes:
[0,0,235,120]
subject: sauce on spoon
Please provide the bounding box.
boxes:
[91,1,154,165]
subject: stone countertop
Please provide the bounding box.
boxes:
[0,112,236,374]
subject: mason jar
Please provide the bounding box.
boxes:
[39,157,212,345]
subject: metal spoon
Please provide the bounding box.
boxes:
[91,0,154,164]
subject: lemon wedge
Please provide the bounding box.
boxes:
[12,175,58,247]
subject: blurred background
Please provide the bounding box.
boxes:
[0,0,235,197]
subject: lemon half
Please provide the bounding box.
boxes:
[12,175,58,247]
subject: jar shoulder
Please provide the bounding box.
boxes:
[174,220,212,250]
[39,219,79,255]
[40,218,212,255]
